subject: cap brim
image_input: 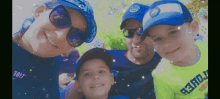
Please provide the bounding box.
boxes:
[58,0,97,43]
[141,18,184,40]
[120,15,143,30]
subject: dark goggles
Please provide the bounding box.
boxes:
[122,27,143,38]
[49,5,86,47]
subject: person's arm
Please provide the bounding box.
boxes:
[60,80,83,99]
[153,74,175,99]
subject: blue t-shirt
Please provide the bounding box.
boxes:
[12,42,60,99]
[55,50,79,74]
[108,50,161,99]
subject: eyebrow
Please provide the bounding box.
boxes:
[82,69,89,72]
[81,66,109,71]
[99,65,109,69]
[168,26,176,31]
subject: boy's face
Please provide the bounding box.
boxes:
[76,58,114,99]
[147,22,198,62]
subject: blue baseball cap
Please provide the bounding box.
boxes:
[120,3,150,29]
[141,0,193,38]
[54,0,97,43]
[74,48,113,80]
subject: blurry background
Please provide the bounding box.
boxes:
[13,0,208,56]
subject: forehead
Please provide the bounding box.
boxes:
[80,58,109,70]
[123,19,142,29]
[148,24,177,36]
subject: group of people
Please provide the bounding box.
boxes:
[12,0,208,99]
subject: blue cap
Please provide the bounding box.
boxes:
[141,0,193,38]
[120,3,150,29]
[55,0,97,43]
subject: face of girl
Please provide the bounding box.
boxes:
[22,4,87,57]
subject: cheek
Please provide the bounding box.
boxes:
[125,38,132,48]
[80,79,91,89]
[155,45,165,56]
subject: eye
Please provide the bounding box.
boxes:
[84,73,89,77]
[169,30,178,35]
[154,38,162,42]
[99,70,106,73]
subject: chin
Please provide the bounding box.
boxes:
[35,50,60,58]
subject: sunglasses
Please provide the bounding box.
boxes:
[49,5,86,47]
[122,27,143,38]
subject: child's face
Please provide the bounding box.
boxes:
[76,58,114,99]
[147,22,197,62]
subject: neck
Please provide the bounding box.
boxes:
[125,50,154,65]
[85,95,108,99]
[172,45,200,66]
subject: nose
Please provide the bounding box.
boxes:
[93,73,100,80]
[54,27,70,39]
[163,38,173,48]
[132,33,141,44]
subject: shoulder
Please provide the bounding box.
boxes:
[108,50,125,55]
[195,42,208,55]
[152,58,174,77]
[108,95,130,99]
[108,50,126,58]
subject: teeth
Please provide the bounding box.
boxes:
[91,84,104,88]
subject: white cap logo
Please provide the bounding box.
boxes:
[149,7,160,18]
[129,5,140,13]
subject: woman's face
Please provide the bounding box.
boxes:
[23,4,87,57]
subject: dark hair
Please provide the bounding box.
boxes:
[12,1,58,44]
[75,48,113,80]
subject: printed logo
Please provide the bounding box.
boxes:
[149,7,160,18]
[13,71,26,79]
[129,5,140,13]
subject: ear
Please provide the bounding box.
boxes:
[189,20,199,36]
[110,74,115,85]
[74,81,82,92]
[33,4,47,19]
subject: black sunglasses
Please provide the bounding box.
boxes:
[49,5,86,47]
[122,27,143,38]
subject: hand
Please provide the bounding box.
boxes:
[59,73,74,89]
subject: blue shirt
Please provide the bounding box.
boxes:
[12,42,60,99]
[108,50,161,99]
[54,50,79,74]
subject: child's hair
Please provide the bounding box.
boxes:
[12,0,58,44]
[75,48,113,80]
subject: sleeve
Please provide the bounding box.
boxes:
[153,73,175,99]
[108,95,130,99]
[60,80,75,99]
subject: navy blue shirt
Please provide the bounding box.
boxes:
[108,50,161,99]
[12,42,60,99]
[54,50,79,74]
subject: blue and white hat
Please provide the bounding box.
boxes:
[55,0,97,43]
[120,3,150,29]
[141,0,193,38]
